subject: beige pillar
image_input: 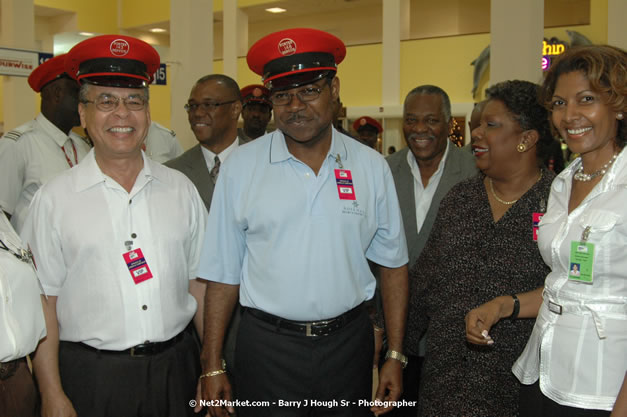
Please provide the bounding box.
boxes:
[169,0,213,149]
[608,0,627,50]
[222,0,248,80]
[490,0,544,86]
[381,0,409,153]
[1,0,36,131]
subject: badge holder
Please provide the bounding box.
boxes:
[568,226,595,284]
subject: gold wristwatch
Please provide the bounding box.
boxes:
[385,350,408,368]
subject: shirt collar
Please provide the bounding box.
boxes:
[200,136,240,165]
[406,139,450,183]
[73,149,159,192]
[270,126,348,164]
[553,147,627,193]
[35,113,70,147]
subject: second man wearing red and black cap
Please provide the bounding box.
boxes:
[0,54,90,233]
[353,116,383,149]
[238,84,272,142]
[198,28,409,417]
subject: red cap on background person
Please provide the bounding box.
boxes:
[240,84,272,108]
[65,35,160,88]
[28,54,70,93]
[352,116,383,134]
[247,28,346,91]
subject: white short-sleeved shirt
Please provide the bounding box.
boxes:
[0,211,46,362]
[513,149,627,411]
[144,122,183,163]
[0,114,91,233]
[20,150,207,350]
[197,128,408,321]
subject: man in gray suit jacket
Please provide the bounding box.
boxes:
[384,85,477,416]
[166,74,244,210]
[165,74,244,374]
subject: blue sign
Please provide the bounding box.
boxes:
[38,52,53,65]
[152,63,167,85]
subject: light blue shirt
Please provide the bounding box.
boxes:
[198,128,408,321]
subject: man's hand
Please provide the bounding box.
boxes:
[40,391,77,417]
[370,358,403,416]
[200,374,235,417]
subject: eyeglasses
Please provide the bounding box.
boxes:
[81,95,147,112]
[270,84,327,106]
[184,100,237,113]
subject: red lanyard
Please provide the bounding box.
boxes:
[61,140,78,168]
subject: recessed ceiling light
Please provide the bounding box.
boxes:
[265,7,287,13]
[149,28,167,33]
[79,32,94,36]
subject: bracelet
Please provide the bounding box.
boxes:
[509,295,520,320]
[373,325,384,333]
[199,359,227,379]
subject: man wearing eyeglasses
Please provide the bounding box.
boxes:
[165,74,244,211]
[197,29,409,417]
[20,35,207,417]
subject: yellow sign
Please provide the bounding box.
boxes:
[543,41,565,56]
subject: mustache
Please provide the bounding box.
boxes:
[285,114,309,123]
[408,133,436,141]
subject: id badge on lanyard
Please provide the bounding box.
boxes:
[568,226,595,284]
[334,154,356,200]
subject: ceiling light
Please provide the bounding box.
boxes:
[79,32,94,37]
[265,7,287,13]
[150,28,167,33]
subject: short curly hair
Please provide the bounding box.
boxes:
[540,45,627,147]
[485,80,553,159]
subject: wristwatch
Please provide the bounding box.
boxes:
[385,350,408,368]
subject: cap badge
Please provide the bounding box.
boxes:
[278,38,297,56]
[110,39,130,57]
[253,87,262,97]
[360,118,367,126]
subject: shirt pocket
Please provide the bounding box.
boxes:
[577,209,621,244]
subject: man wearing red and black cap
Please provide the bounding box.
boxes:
[198,28,409,417]
[0,54,90,233]
[238,84,272,142]
[21,35,207,417]
[353,116,383,149]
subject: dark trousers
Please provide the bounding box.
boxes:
[520,381,611,417]
[0,358,39,417]
[235,307,374,417]
[59,330,200,417]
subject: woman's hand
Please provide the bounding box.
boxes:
[465,296,512,345]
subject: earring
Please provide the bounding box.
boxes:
[618,113,624,120]
[517,143,527,153]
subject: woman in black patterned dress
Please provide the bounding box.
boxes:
[406,80,554,416]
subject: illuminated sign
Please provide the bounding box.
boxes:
[542,40,567,71]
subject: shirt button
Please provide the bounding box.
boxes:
[305,173,310,177]
[142,305,148,311]
[131,233,137,239]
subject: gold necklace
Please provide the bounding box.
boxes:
[489,171,543,205]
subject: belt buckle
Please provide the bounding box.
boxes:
[130,345,146,357]
[548,301,562,315]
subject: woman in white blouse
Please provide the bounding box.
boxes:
[464,45,626,416]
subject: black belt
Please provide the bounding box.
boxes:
[0,357,23,381]
[66,331,186,357]
[245,303,364,337]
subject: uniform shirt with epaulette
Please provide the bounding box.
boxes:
[0,113,91,233]
[144,121,183,163]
